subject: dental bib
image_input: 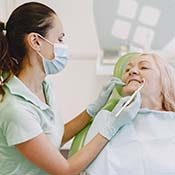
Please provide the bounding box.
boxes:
[85,108,175,175]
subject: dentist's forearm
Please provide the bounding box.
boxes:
[16,133,108,175]
[67,134,108,174]
[61,110,91,145]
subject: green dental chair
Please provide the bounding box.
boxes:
[68,52,140,157]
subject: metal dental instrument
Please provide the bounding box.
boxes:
[115,79,145,118]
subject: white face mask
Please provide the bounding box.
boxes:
[37,34,69,75]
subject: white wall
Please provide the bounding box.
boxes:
[14,0,101,58]
[0,0,16,21]
[49,59,110,122]
[0,0,111,122]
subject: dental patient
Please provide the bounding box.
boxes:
[85,53,175,175]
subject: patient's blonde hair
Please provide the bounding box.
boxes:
[138,53,175,112]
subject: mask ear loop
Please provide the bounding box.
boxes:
[37,34,54,46]
[36,34,56,62]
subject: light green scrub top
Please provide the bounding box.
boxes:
[0,76,64,175]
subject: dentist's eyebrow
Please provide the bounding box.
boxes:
[59,32,65,38]
[62,32,65,37]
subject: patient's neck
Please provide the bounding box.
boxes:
[141,95,164,111]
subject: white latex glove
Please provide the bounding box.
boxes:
[86,77,125,117]
[86,92,141,142]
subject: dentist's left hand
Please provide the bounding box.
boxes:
[86,77,125,118]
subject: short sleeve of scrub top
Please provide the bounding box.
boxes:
[1,104,43,146]
[0,76,64,175]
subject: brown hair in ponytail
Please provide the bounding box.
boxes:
[0,21,13,99]
[0,2,56,100]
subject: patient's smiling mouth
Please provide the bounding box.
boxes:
[127,79,141,84]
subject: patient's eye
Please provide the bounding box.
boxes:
[141,66,149,70]
[125,67,131,72]
[139,61,151,70]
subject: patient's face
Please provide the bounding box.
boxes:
[121,55,162,97]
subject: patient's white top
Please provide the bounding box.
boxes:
[86,108,175,175]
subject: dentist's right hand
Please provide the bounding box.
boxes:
[86,77,125,118]
[87,92,141,141]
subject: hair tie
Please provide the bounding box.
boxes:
[11,57,19,65]
[0,22,7,36]
[0,22,6,32]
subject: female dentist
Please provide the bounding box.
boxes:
[0,2,139,175]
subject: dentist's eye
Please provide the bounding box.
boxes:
[58,33,65,43]
[58,38,63,42]
[58,37,64,43]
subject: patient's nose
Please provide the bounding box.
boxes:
[129,67,139,75]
